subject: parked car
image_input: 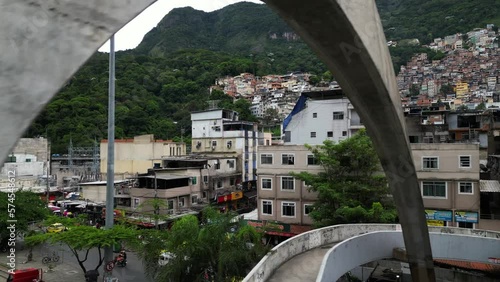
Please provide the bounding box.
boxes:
[6,268,43,282]
[47,223,66,233]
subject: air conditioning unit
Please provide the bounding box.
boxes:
[178,202,184,207]
[196,141,202,148]
[212,146,216,150]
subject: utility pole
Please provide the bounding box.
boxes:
[154,170,158,230]
[46,137,50,205]
[103,34,115,279]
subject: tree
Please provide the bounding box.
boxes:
[133,207,269,282]
[440,84,454,95]
[410,84,420,96]
[476,102,486,111]
[25,216,137,277]
[291,129,397,227]
[0,191,50,248]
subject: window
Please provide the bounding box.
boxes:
[215,162,220,170]
[262,200,273,215]
[307,155,319,165]
[226,141,232,148]
[202,191,207,198]
[333,111,344,120]
[313,113,317,118]
[261,178,272,190]
[422,181,446,198]
[459,156,471,168]
[227,160,235,169]
[217,180,223,188]
[282,202,296,217]
[214,126,221,132]
[167,200,174,210]
[191,194,198,204]
[281,154,295,165]
[327,131,333,137]
[281,177,295,191]
[261,154,273,165]
[310,132,316,138]
[211,140,217,147]
[459,182,473,194]
[191,177,197,185]
[25,158,31,162]
[422,157,439,169]
[342,131,347,136]
[203,175,208,183]
[304,204,314,215]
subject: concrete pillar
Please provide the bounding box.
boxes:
[263,1,435,281]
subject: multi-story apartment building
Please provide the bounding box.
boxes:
[191,109,258,190]
[100,134,186,180]
[257,145,322,229]
[411,143,482,229]
[282,90,363,145]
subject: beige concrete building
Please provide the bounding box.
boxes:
[257,145,322,226]
[411,143,481,228]
[100,134,186,179]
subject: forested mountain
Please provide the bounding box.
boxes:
[27,1,500,153]
[377,0,500,44]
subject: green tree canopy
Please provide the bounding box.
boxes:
[133,207,269,282]
[291,130,397,227]
[0,191,50,245]
[25,216,137,276]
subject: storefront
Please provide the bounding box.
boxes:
[217,191,244,212]
[455,211,479,228]
[425,209,452,226]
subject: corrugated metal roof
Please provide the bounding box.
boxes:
[480,180,500,193]
[434,259,500,274]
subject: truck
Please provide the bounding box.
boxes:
[5,268,43,282]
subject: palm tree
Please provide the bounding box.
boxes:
[133,207,269,282]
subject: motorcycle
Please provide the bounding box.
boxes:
[115,256,127,267]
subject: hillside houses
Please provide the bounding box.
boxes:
[398,25,498,102]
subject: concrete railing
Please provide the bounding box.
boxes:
[243,224,500,282]
[243,224,402,282]
[317,231,500,282]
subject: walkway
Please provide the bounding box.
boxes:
[268,243,336,282]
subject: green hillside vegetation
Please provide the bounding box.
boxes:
[377,0,500,43]
[26,1,498,152]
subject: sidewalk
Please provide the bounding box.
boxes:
[0,244,86,282]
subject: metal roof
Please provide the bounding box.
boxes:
[79,180,129,186]
[138,175,189,180]
[479,180,500,193]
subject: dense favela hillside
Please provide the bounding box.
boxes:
[26,1,500,153]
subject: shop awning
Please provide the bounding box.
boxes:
[480,180,500,193]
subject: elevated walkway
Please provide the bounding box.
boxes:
[243,224,500,282]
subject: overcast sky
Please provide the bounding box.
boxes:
[99,0,262,52]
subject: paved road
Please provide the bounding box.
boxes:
[0,240,153,282]
[268,244,337,282]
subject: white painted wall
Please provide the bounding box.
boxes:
[285,98,351,145]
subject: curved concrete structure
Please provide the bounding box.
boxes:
[0,0,156,163]
[318,231,500,282]
[0,2,452,280]
[262,1,434,280]
[243,224,500,282]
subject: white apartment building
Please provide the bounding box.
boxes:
[191,109,258,188]
[282,90,364,145]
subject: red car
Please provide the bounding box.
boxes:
[6,268,43,282]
